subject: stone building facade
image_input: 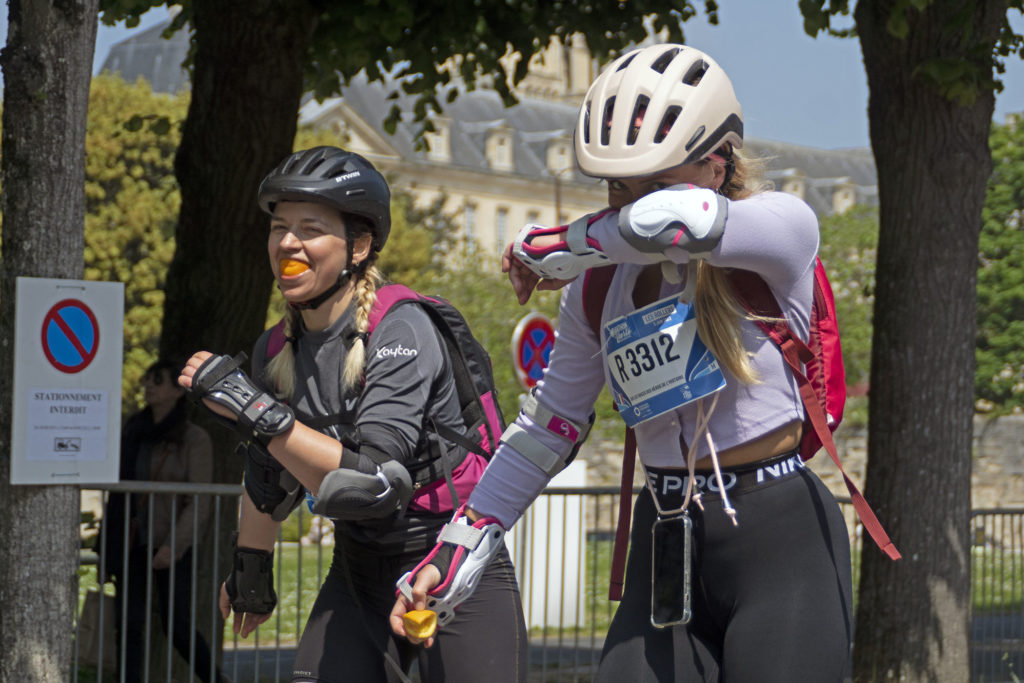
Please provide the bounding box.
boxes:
[101,24,880,258]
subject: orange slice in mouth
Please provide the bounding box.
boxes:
[280,259,310,276]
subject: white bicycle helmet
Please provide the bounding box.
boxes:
[574,43,743,178]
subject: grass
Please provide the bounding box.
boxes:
[972,546,1024,614]
[78,535,1024,647]
[224,544,333,647]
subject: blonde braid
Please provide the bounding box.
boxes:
[265,307,301,400]
[342,259,385,391]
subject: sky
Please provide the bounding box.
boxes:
[7,3,1024,150]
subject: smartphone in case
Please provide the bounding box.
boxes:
[650,513,692,628]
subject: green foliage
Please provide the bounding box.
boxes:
[801,1,1024,103]
[976,120,1024,415]
[818,204,879,394]
[377,192,457,291]
[99,0,722,142]
[799,0,855,38]
[85,75,189,413]
[418,242,562,422]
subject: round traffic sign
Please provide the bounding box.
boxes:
[41,299,100,373]
[511,312,555,390]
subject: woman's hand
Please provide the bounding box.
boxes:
[178,351,236,421]
[151,545,173,570]
[389,564,442,648]
[219,582,272,639]
[502,240,575,305]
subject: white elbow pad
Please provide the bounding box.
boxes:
[512,215,610,280]
[618,185,727,257]
[501,392,594,477]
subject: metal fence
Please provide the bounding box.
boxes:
[74,483,1024,683]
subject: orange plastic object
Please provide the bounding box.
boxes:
[402,609,438,639]
[280,259,309,276]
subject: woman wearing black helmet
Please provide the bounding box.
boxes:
[179,146,527,683]
[393,45,859,681]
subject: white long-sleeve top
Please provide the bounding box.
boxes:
[470,191,820,528]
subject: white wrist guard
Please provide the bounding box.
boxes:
[512,215,610,280]
[618,184,728,257]
[396,506,506,626]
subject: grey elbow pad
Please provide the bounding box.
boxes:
[312,460,413,520]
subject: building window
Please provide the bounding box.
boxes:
[486,130,514,171]
[496,207,509,251]
[527,210,541,226]
[464,204,477,243]
[426,118,452,162]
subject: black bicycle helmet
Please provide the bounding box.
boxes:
[258,146,391,250]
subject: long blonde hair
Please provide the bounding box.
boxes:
[692,148,770,384]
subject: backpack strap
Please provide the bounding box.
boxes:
[729,269,901,561]
[582,265,649,601]
[266,318,288,359]
[608,427,636,601]
[583,265,617,340]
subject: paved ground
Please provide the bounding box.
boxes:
[221,621,1024,683]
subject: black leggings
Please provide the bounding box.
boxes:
[291,540,527,683]
[598,465,853,682]
[114,547,220,683]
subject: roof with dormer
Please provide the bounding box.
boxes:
[99,21,878,216]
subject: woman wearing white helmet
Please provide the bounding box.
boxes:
[393,45,854,681]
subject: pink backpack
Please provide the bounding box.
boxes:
[583,261,900,600]
[265,284,505,514]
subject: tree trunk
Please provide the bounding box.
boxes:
[852,1,1005,680]
[156,0,318,665]
[0,1,98,680]
[161,0,317,482]
[162,0,316,369]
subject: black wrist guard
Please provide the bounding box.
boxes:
[225,535,277,615]
[189,353,294,443]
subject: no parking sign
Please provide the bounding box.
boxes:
[511,312,556,390]
[41,299,101,373]
[11,278,124,484]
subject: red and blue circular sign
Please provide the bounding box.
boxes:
[511,313,555,390]
[41,299,100,374]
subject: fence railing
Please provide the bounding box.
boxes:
[74,483,1024,682]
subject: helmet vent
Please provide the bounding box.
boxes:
[682,60,709,87]
[685,125,706,151]
[627,96,650,145]
[616,53,638,72]
[601,97,616,146]
[654,106,681,144]
[582,101,591,144]
[650,47,681,74]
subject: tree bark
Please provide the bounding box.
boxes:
[162,0,316,368]
[161,0,317,482]
[156,0,318,664]
[0,1,98,680]
[853,1,1005,680]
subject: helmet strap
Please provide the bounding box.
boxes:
[289,270,352,310]
[288,235,366,311]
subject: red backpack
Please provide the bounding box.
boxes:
[583,261,900,600]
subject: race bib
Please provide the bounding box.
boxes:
[603,295,725,427]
